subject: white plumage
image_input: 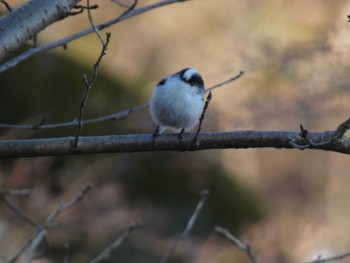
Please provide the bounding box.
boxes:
[150,68,205,134]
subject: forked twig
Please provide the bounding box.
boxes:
[87,0,104,44]
[291,117,350,149]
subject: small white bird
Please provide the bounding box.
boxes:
[150,68,205,136]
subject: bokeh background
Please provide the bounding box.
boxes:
[1,0,350,262]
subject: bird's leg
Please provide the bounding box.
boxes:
[152,125,160,143]
[178,128,185,140]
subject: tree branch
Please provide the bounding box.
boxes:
[0,0,188,73]
[0,0,81,61]
[0,128,349,158]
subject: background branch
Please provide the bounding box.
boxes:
[8,183,93,263]
[307,251,350,263]
[0,0,188,73]
[89,219,143,263]
[86,0,105,45]
[160,190,209,263]
[215,226,260,263]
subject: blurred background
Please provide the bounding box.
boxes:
[1,0,350,262]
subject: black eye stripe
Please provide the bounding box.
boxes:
[186,74,204,87]
[158,78,167,86]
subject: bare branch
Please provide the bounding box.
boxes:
[205,70,245,92]
[306,250,350,263]
[0,0,188,73]
[72,32,111,147]
[215,226,260,263]
[291,117,350,149]
[112,0,137,9]
[0,70,243,130]
[193,91,212,144]
[1,126,350,158]
[89,219,143,263]
[1,194,39,227]
[0,103,149,130]
[0,0,12,12]
[45,183,93,220]
[160,190,209,263]
[10,183,93,263]
[25,229,47,263]
[0,0,81,61]
[86,0,105,45]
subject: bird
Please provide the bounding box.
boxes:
[150,68,205,137]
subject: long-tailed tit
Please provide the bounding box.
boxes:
[150,68,205,135]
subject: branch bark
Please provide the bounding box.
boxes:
[0,130,349,158]
[0,0,80,61]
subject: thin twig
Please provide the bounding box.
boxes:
[205,70,244,92]
[72,32,111,147]
[89,218,143,263]
[46,183,93,221]
[9,183,93,263]
[87,0,105,45]
[0,70,243,130]
[1,194,39,227]
[306,250,350,263]
[291,117,350,149]
[0,0,12,12]
[25,229,47,263]
[112,0,138,12]
[215,226,260,263]
[112,0,133,8]
[193,91,212,144]
[160,189,209,263]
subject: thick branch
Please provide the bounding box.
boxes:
[0,0,80,61]
[0,130,348,158]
